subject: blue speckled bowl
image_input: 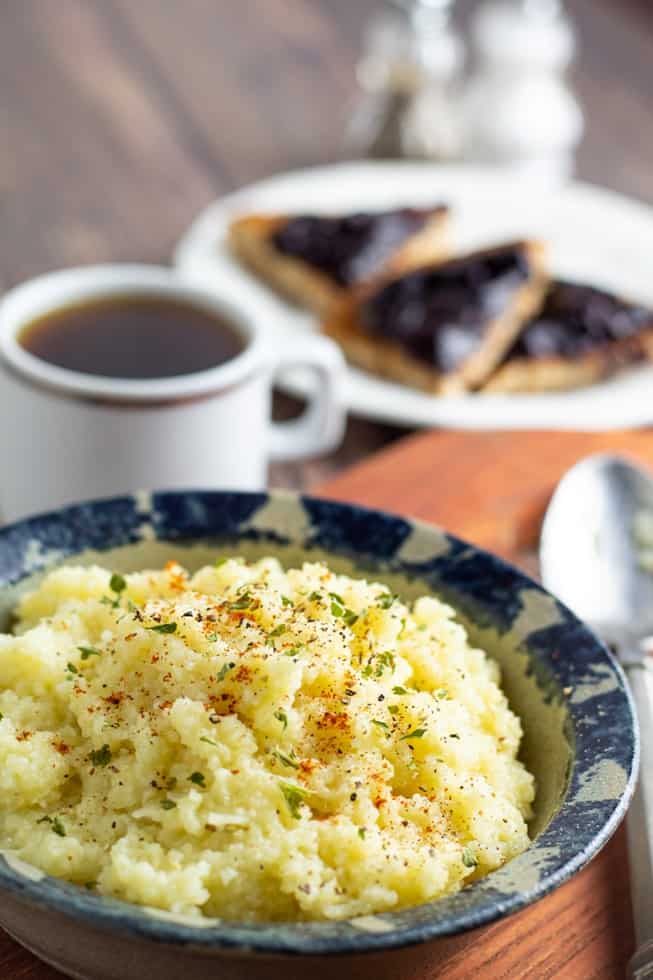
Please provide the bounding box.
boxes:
[0,490,638,980]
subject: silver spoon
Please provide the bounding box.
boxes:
[540,454,653,979]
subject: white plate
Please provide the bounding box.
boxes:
[174,161,653,430]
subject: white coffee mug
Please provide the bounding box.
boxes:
[0,264,346,522]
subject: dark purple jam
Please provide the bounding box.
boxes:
[508,281,653,360]
[272,207,444,287]
[359,243,532,373]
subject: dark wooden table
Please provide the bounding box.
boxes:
[2,0,653,489]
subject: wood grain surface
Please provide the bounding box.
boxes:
[3,426,652,978]
[2,1,653,488]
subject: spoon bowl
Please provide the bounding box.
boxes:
[541,453,653,653]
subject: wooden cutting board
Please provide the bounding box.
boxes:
[3,428,651,979]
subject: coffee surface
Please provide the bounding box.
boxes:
[18,295,245,379]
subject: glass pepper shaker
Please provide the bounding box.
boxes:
[346,0,464,161]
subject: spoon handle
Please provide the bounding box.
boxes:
[626,664,653,975]
[629,939,653,980]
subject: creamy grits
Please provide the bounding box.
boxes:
[0,558,535,921]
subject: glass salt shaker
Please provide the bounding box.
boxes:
[346,0,464,161]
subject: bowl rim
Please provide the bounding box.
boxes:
[0,488,639,957]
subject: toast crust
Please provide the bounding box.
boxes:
[322,241,548,394]
[483,330,653,393]
[323,313,466,395]
[228,209,450,316]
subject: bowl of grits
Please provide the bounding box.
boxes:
[0,490,637,980]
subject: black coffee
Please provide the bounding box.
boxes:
[18,295,245,380]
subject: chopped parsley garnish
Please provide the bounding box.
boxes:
[0,712,3,721]
[52,817,66,837]
[103,573,128,608]
[90,744,112,767]
[38,815,70,838]
[363,650,395,680]
[215,557,228,568]
[189,771,206,787]
[377,592,397,610]
[78,646,101,660]
[284,644,304,658]
[388,705,399,715]
[308,591,322,602]
[280,782,308,819]
[327,593,359,626]
[200,736,218,747]
[110,573,126,595]
[217,661,235,682]
[147,622,177,634]
[281,595,294,607]
[364,653,396,679]
[330,598,344,617]
[161,799,177,810]
[392,686,408,695]
[206,632,219,642]
[358,827,366,840]
[375,651,395,675]
[274,748,299,769]
[274,708,288,730]
[436,689,449,700]
[66,662,78,676]
[371,719,390,733]
[229,592,253,611]
[400,727,427,742]
[268,624,286,643]
[329,592,358,626]
[462,846,478,869]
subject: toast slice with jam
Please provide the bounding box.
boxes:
[322,241,548,394]
[483,280,653,393]
[228,206,449,316]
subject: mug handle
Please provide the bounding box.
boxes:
[268,333,346,461]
